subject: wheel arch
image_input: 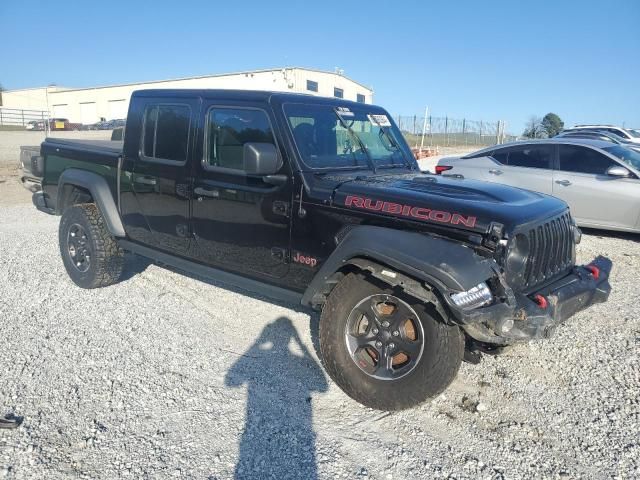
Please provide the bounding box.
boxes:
[57,169,126,238]
[301,226,498,315]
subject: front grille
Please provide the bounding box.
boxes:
[521,212,575,291]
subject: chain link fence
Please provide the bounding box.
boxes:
[395,115,517,149]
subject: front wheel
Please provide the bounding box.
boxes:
[319,272,463,410]
[59,204,124,289]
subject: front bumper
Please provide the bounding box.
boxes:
[457,256,612,344]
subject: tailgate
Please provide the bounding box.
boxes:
[19,146,44,192]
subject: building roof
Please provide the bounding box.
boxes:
[7,67,373,94]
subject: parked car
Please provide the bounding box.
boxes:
[563,125,640,144]
[48,118,82,131]
[25,120,47,131]
[555,130,640,153]
[437,138,640,232]
[90,118,127,130]
[21,89,611,411]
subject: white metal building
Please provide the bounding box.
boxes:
[1,67,374,124]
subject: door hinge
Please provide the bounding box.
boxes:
[272,201,290,217]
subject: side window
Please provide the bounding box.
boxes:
[206,107,275,171]
[558,145,616,174]
[490,149,509,164]
[142,104,191,162]
[505,145,552,169]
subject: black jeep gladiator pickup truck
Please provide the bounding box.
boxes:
[24,89,612,410]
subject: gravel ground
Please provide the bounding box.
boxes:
[1,176,639,479]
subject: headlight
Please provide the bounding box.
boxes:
[571,219,582,244]
[505,233,529,274]
[451,282,493,309]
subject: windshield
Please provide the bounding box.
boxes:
[284,103,412,170]
[627,129,640,138]
[604,145,640,170]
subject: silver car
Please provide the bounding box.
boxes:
[436,139,640,233]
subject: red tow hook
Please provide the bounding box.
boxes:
[533,294,548,309]
[585,264,600,280]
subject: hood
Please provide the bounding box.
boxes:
[323,172,567,235]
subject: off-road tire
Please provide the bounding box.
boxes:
[59,203,124,289]
[320,272,464,410]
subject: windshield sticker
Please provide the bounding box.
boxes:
[368,114,392,127]
[335,107,354,117]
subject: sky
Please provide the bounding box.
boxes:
[1,0,639,133]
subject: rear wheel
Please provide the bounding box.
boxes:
[59,204,124,288]
[320,272,463,410]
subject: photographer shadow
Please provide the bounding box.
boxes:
[225,316,328,479]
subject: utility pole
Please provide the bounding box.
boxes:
[419,106,429,154]
[45,85,50,136]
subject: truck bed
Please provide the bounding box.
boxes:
[40,137,123,170]
[43,138,124,155]
[27,137,125,211]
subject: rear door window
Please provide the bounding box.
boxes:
[141,104,191,163]
[488,145,552,169]
[558,145,617,174]
[504,145,553,169]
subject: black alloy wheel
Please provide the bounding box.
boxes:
[345,294,424,380]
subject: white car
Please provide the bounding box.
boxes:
[436,138,640,233]
[565,125,640,144]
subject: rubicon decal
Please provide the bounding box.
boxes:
[344,195,477,228]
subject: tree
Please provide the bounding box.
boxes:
[541,112,564,137]
[522,116,547,138]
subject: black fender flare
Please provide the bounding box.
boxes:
[301,225,498,309]
[57,169,126,237]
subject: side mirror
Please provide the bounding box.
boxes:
[606,165,631,178]
[243,142,281,175]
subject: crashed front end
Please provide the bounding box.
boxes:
[446,210,612,345]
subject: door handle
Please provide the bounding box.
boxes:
[194,186,219,198]
[555,179,572,186]
[134,176,157,186]
[488,169,503,175]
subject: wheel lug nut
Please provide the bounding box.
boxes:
[392,330,399,336]
[389,343,395,349]
[382,321,390,328]
[372,328,379,334]
[375,341,382,348]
